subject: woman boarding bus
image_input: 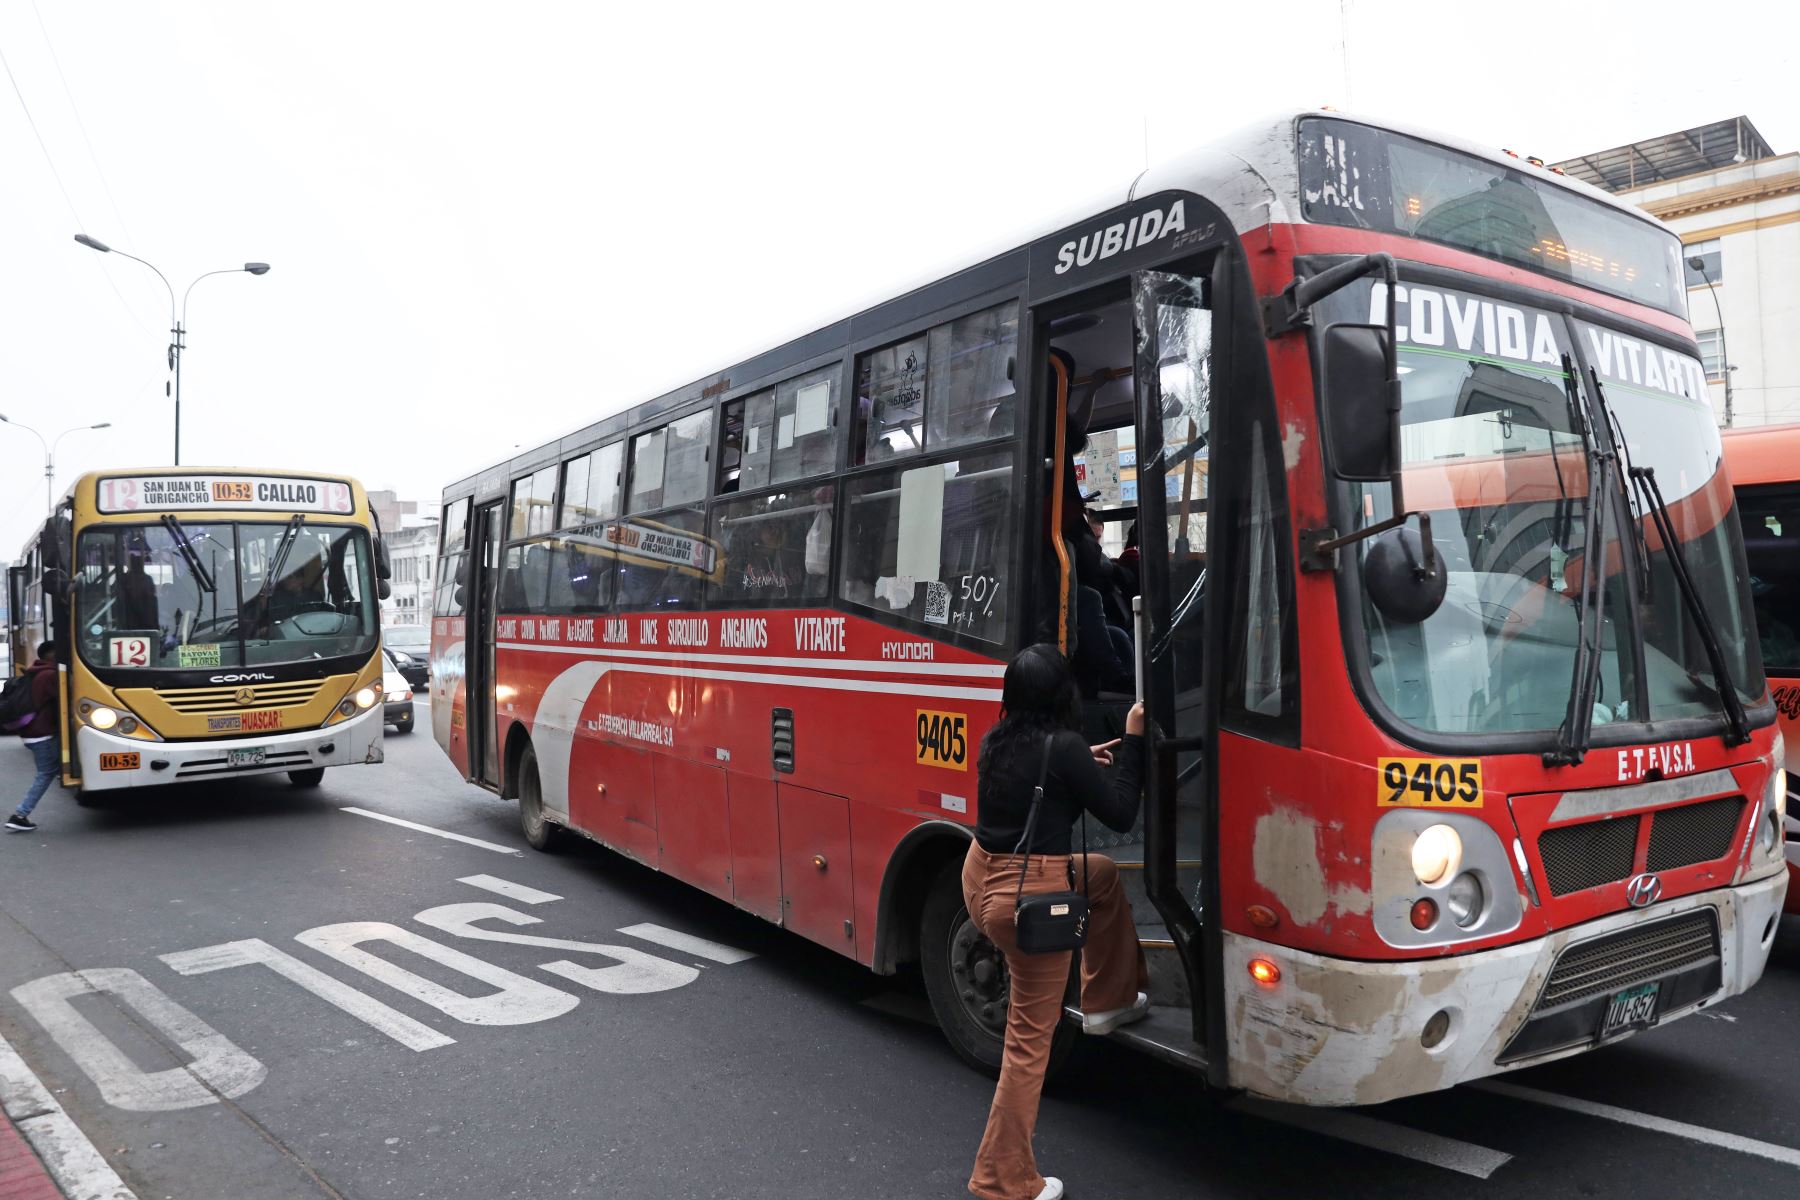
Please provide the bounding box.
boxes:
[433,110,1786,1106]
[21,468,391,796]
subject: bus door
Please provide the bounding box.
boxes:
[6,565,26,673]
[1130,266,1223,1079]
[466,500,504,788]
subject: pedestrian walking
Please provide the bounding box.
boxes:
[6,642,62,833]
[960,644,1149,1200]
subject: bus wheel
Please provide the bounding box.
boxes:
[517,745,559,852]
[288,768,326,788]
[919,859,1077,1079]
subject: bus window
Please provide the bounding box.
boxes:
[441,497,470,558]
[839,449,1013,644]
[509,467,557,541]
[435,554,467,619]
[560,444,622,528]
[629,410,712,513]
[856,335,929,464]
[500,542,551,613]
[1738,484,1800,671]
[764,366,840,487]
[710,486,835,607]
[721,389,774,494]
[927,302,1018,450]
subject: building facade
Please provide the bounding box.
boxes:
[382,520,439,627]
[1556,117,1799,428]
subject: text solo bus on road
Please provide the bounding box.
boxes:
[9,468,393,794]
[429,111,1788,1106]
[1721,423,1800,914]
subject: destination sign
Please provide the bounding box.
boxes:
[97,475,356,515]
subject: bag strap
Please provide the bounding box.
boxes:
[1012,734,1056,911]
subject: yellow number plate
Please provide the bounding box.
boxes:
[915,710,969,771]
[99,752,140,771]
[1378,757,1482,808]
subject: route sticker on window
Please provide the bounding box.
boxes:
[916,710,968,771]
[1377,757,1482,808]
[177,642,222,668]
[99,752,140,771]
[109,636,151,668]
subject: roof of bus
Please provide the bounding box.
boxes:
[1722,424,1800,488]
[443,108,1674,502]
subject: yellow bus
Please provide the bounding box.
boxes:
[16,468,392,795]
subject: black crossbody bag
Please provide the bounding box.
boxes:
[1012,733,1090,954]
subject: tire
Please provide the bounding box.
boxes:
[517,744,559,852]
[392,716,414,735]
[919,857,1076,1080]
[288,767,326,788]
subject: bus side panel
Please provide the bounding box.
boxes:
[726,774,783,923]
[432,616,470,776]
[569,736,660,867]
[653,754,732,902]
[777,782,857,957]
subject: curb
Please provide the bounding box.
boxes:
[1,1103,64,1200]
[0,1033,133,1200]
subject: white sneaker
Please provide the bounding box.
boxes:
[1081,991,1150,1035]
[1034,1178,1063,1200]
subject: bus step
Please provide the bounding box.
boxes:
[1063,1002,1205,1072]
[1136,923,1189,1007]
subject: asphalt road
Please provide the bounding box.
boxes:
[2,704,1798,1199]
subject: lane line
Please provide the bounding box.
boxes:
[1475,1080,1800,1169]
[618,923,756,964]
[340,808,520,855]
[0,1030,137,1200]
[1229,1096,1511,1179]
[457,875,561,904]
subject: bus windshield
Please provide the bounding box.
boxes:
[74,521,379,671]
[1338,283,1763,738]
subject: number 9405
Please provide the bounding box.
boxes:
[1377,757,1482,808]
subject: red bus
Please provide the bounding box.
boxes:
[430,110,1787,1105]
[1722,423,1800,913]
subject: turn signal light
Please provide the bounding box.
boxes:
[1410,898,1439,930]
[1248,958,1281,986]
[1246,905,1280,930]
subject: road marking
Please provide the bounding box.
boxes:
[1475,1080,1800,1169]
[618,922,756,964]
[341,807,521,855]
[458,874,561,904]
[0,1030,137,1200]
[1229,1096,1511,1179]
[295,921,577,1025]
[10,968,266,1113]
[416,904,699,994]
[162,939,455,1053]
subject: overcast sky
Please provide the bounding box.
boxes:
[2,0,1793,555]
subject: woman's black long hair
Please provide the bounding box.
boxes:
[978,643,1083,776]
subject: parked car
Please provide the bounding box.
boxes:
[382,650,415,734]
[381,625,431,690]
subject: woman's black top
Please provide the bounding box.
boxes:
[974,730,1145,855]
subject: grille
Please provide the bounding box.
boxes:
[1538,816,1639,896]
[1646,796,1746,872]
[1540,908,1719,1008]
[155,681,325,714]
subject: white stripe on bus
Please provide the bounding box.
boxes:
[495,641,1007,678]
[496,645,1004,703]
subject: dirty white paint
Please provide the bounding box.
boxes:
[10,968,266,1112]
[618,922,757,964]
[295,921,579,1025]
[161,939,454,1053]
[414,903,699,994]
[1281,421,1307,471]
[457,874,562,904]
[0,1029,137,1199]
[1252,807,1329,925]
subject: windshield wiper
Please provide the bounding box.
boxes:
[1547,358,1614,767]
[1626,463,1752,747]
[159,514,215,594]
[258,514,307,607]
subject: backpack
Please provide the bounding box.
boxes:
[0,672,40,734]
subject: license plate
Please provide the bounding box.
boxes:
[1600,981,1661,1039]
[99,752,139,771]
[227,748,267,768]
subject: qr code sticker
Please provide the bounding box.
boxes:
[923,580,951,624]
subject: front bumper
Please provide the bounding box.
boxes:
[1223,869,1788,1106]
[74,704,385,791]
[383,698,414,725]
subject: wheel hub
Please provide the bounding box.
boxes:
[949,914,1009,1037]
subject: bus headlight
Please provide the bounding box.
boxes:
[1763,733,1787,859]
[1447,872,1485,927]
[117,716,139,735]
[88,706,120,730]
[354,687,378,710]
[1412,824,1463,885]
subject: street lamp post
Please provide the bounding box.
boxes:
[72,234,270,465]
[0,416,113,514]
[1688,254,1734,428]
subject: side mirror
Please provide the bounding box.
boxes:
[378,578,392,601]
[375,537,393,581]
[1321,324,1394,481]
[1363,527,1446,624]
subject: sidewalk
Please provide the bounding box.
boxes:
[0,1107,63,1200]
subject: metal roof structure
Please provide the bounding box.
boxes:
[1553,116,1776,194]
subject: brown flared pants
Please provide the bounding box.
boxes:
[961,841,1148,1200]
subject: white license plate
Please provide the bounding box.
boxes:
[1600,981,1660,1039]
[227,748,267,768]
